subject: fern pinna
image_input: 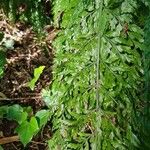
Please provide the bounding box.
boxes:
[49,0,146,149]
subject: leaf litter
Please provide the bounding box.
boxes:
[0,11,57,149]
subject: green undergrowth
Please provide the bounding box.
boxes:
[0,104,51,146]
[0,32,6,78]
[0,0,52,33]
[0,0,149,149]
[139,0,150,149]
[48,0,149,149]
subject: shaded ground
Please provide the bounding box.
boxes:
[0,12,57,149]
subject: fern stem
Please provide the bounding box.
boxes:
[96,0,103,111]
[95,0,104,149]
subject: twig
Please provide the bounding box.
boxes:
[31,141,46,145]
[11,143,19,150]
[0,96,42,101]
[0,136,19,145]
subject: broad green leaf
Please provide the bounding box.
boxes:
[16,117,39,146]
[7,105,27,124]
[35,110,50,128]
[28,66,45,90]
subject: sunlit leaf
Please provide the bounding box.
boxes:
[28,66,45,90]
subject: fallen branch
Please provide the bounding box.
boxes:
[0,136,19,145]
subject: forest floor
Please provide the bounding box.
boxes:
[0,13,56,149]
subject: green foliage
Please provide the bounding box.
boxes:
[0,0,149,149]
[137,1,150,149]
[28,66,45,91]
[35,109,51,129]
[16,117,39,146]
[0,105,51,146]
[0,0,52,32]
[41,89,52,107]
[0,32,6,78]
[0,51,6,78]
[47,0,147,149]
[7,104,28,124]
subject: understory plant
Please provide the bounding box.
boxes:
[0,104,51,146]
[0,0,149,149]
[138,0,150,149]
[0,0,53,32]
[48,0,148,149]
